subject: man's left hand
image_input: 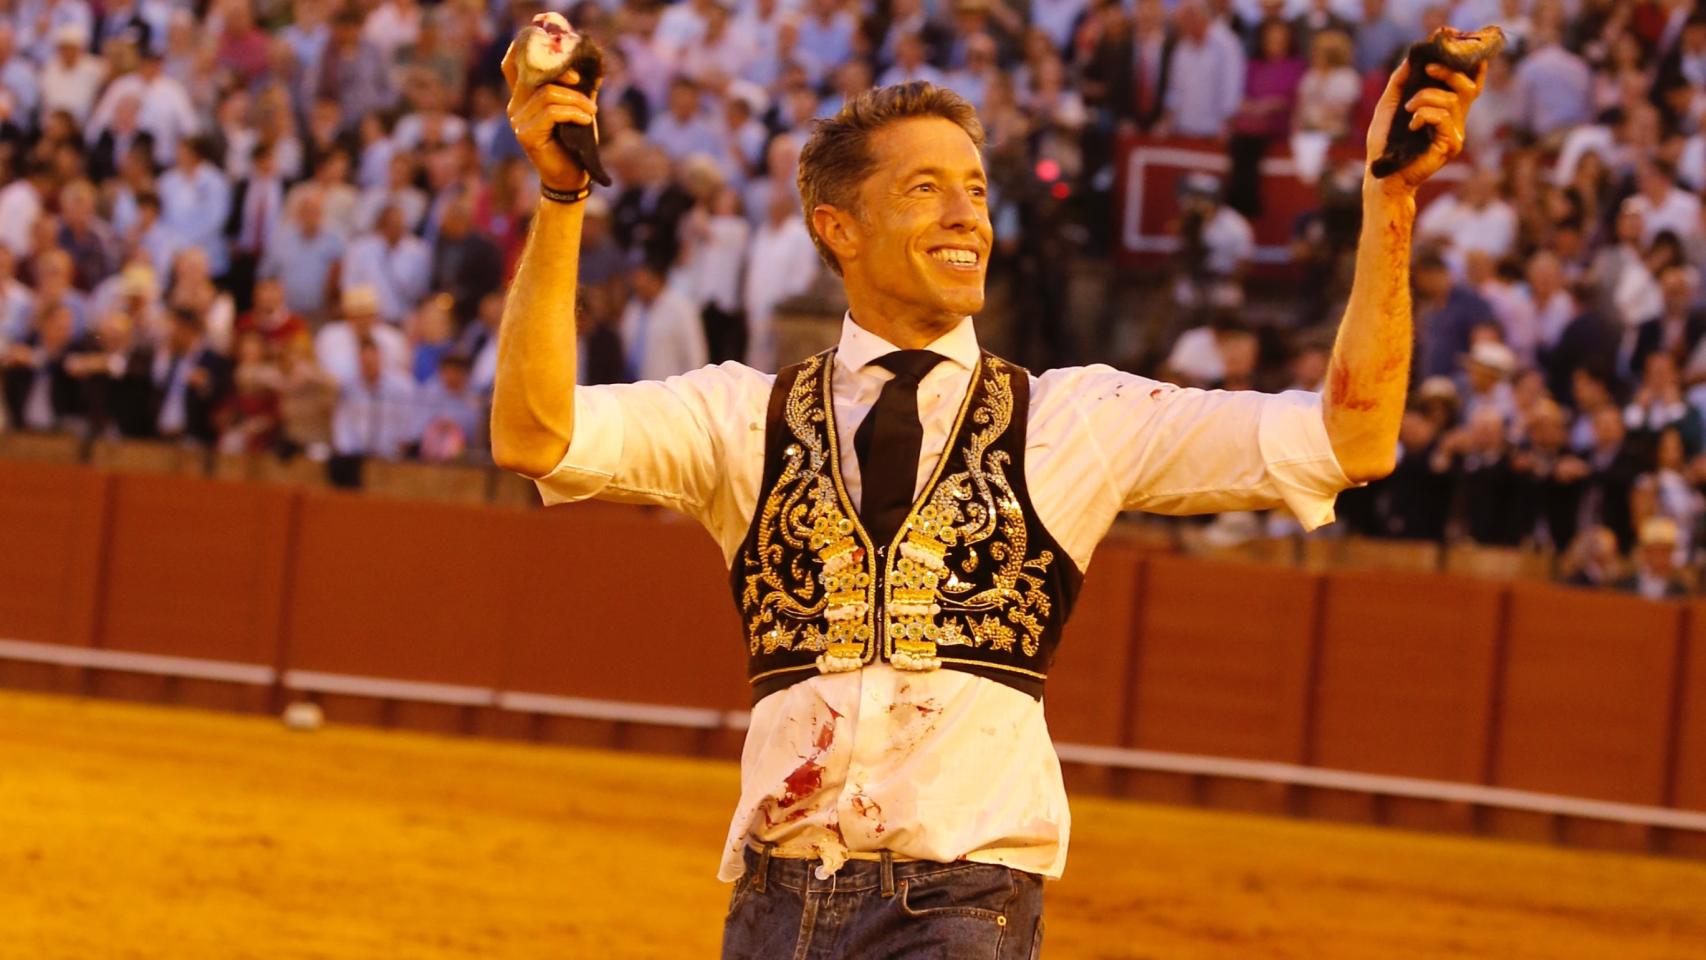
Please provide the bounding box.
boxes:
[1364,60,1486,194]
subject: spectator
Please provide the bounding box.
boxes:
[1616,517,1690,599]
[330,336,417,460]
[1635,263,1706,377]
[1460,339,1519,425]
[1415,169,1519,275]
[1560,525,1623,588]
[234,276,309,355]
[1353,0,1407,75]
[215,329,282,454]
[341,205,431,326]
[743,188,821,373]
[0,160,52,258]
[128,307,233,445]
[259,186,344,322]
[1511,398,1586,548]
[413,352,482,463]
[87,43,196,168]
[1226,18,1304,217]
[157,137,233,278]
[430,195,503,327]
[1159,0,1246,140]
[621,256,708,382]
[0,301,80,432]
[314,286,409,387]
[1293,29,1360,142]
[57,180,119,293]
[317,10,394,130]
[1082,0,1172,135]
[276,335,338,460]
[225,142,287,313]
[1513,25,1593,140]
[1413,250,1496,380]
[1579,405,1644,552]
[40,25,106,125]
[1625,351,1701,451]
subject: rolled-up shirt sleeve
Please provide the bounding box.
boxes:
[531,363,770,528]
[1054,366,1354,531]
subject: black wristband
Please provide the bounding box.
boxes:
[541,180,593,205]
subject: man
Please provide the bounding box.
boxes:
[620,256,709,382]
[1081,0,1173,135]
[646,77,725,163]
[1616,517,1690,600]
[743,189,821,372]
[1635,263,1706,377]
[1510,25,1591,141]
[86,43,197,168]
[123,308,233,444]
[39,24,106,124]
[431,195,504,327]
[341,205,431,325]
[225,142,287,313]
[493,40,1480,953]
[1158,0,1246,140]
[157,138,234,278]
[0,303,80,433]
[259,186,345,322]
[1412,250,1495,380]
[313,285,409,386]
[331,337,417,460]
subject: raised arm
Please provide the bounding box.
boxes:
[489,41,599,479]
[1325,59,1483,483]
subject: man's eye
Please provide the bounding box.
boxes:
[970,187,987,199]
[912,183,935,193]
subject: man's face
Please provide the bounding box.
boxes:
[255,279,283,312]
[840,117,992,324]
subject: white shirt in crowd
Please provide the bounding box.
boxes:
[157,161,233,274]
[0,179,42,257]
[313,321,410,386]
[1162,21,1246,138]
[87,70,198,167]
[532,314,1351,884]
[620,285,709,383]
[1415,193,1518,272]
[39,51,106,123]
[340,232,431,325]
[1625,188,1703,247]
[675,213,750,315]
[332,370,419,458]
[741,215,819,372]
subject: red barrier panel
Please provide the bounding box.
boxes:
[286,492,524,688]
[499,506,748,710]
[99,473,293,666]
[1496,584,1683,805]
[1045,544,1144,747]
[0,461,106,647]
[1312,570,1503,781]
[1129,555,1319,761]
[1675,605,1706,812]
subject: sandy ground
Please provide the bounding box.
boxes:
[3,690,1705,960]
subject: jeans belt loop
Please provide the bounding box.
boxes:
[879,849,896,898]
[754,842,774,893]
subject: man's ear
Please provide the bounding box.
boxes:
[811,204,860,270]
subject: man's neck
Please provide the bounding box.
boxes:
[845,293,964,350]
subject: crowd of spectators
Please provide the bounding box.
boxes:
[0,0,1704,598]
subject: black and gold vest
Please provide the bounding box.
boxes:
[731,349,1083,704]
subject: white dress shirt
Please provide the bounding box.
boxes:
[532,315,1351,884]
[340,234,431,325]
[619,287,709,383]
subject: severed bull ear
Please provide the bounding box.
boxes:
[516,14,613,187]
[1370,26,1504,179]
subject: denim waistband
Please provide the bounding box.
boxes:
[741,841,1018,897]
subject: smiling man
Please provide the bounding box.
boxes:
[494,53,1480,959]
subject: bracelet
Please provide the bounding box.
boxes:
[541,180,593,205]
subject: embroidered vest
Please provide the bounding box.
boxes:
[731,349,1084,704]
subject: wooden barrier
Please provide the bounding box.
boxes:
[1129,555,1319,763]
[0,461,106,648]
[1496,584,1683,806]
[4,458,1706,853]
[1044,542,1145,748]
[1312,569,1504,783]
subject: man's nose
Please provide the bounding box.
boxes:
[940,187,980,231]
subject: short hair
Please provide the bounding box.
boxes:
[796,82,984,275]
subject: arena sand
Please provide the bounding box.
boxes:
[3,690,1704,959]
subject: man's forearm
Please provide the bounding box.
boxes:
[490,200,583,478]
[1323,184,1417,483]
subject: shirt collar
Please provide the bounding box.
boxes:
[835,311,980,376]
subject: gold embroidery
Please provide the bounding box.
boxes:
[744,351,1059,684]
[740,354,869,666]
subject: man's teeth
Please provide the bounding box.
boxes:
[930,249,979,266]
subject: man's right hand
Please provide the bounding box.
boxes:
[502,40,598,194]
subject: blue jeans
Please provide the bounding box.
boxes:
[721,843,1046,959]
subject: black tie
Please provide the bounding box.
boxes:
[854,349,948,550]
